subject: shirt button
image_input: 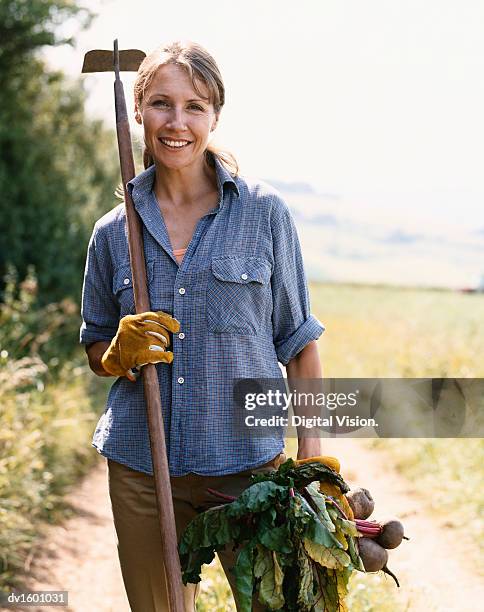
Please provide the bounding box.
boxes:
[178,332,185,339]
[178,287,186,295]
[241,273,248,280]
[123,278,130,285]
[177,376,184,384]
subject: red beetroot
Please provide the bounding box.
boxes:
[375,518,406,549]
[346,487,375,519]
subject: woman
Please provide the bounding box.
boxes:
[80,40,326,611]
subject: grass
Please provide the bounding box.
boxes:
[197,556,237,612]
[311,282,484,378]
[0,354,111,591]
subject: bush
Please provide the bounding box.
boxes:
[0,265,80,370]
[0,268,110,591]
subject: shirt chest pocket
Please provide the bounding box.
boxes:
[207,256,272,334]
[113,260,155,316]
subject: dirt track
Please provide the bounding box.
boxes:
[16,441,484,612]
[324,438,483,611]
[15,459,129,612]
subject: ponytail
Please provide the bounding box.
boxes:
[143,148,154,170]
[205,144,239,176]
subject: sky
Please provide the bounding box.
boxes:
[42,0,484,286]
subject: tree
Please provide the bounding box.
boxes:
[0,0,120,303]
[0,0,90,76]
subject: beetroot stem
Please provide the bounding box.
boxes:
[206,488,236,502]
[327,498,349,520]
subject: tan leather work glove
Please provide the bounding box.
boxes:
[295,455,354,520]
[101,311,180,381]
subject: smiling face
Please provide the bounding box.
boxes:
[136,63,219,171]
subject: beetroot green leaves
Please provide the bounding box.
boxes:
[178,458,364,611]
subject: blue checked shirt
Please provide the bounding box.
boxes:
[80,153,325,476]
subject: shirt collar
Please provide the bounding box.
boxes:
[210,151,240,199]
[127,152,240,209]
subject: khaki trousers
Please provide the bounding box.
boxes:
[107,452,286,612]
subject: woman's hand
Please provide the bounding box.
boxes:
[100,311,180,380]
[296,437,322,460]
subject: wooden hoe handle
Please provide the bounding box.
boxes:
[113,41,185,612]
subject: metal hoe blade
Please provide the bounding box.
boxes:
[82,48,146,73]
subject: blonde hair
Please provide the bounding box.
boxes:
[134,40,239,176]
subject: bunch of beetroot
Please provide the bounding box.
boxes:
[344,487,408,586]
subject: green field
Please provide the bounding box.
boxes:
[312,282,484,378]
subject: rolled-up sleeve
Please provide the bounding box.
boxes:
[80,223,119,345]
[270,195,325,366]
